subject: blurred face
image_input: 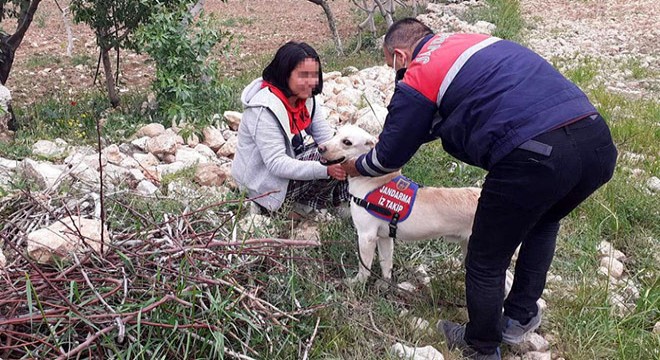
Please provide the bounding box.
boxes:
[288,58,320,100]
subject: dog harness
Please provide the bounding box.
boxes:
[350,175,420,239]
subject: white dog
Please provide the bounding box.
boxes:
[318,125,481,284]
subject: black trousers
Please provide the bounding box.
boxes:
[464,114,618,354]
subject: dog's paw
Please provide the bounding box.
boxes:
[374,278,391,292]
[344,275,367,287]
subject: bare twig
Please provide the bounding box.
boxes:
[54,294,190,360]
[301,317,321,360]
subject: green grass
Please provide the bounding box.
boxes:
[24,53,62,69]
[218,16,254,28]
[467,0,524,41]
[559,56,601,88]
[624,57,657,80]
[71,54,94,67]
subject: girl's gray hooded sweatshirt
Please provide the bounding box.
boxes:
[231,78,333,211]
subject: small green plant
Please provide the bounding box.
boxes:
[625,57,655,80]
[71,53,93,67]
[135,6,233,125]
[34,10,47,28]
[24,53,61,69]
[467,0,524,41]
[219,16,254,27]
[562,56,600,88]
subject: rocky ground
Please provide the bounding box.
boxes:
[520,0,659,99]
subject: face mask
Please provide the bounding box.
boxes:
[393,52,407,84]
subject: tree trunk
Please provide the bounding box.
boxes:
[188,0,205,18]
[61,5,74,57]
[100,47,120,107]
[307,0,343,55]
[374,0,393,28]
[0,0,43,85]
[0,35,16,86]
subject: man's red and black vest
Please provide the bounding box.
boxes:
[356,33,597,176]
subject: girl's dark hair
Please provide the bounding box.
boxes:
[262,41,323,97]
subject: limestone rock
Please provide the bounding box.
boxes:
[522,352,551,360]
[194,163,227,187]
[599,256,625,279]
[202,127,226,151]
[341,66,359,76]
[32,139,67,158]
[510,332,549,353]
[0,85,13,143]
[131,136,150,151]
[156,161,187,177]
[119,156,140,169]
[68,160,100,185]
[238,213,273,234]
[27,217,110,264]
[290,220,320,241]
[146,132,179,158]
[0,157,18,170]
[397,281,417,292]
[135,123,165,138]
[133,152,160,169]
[353,104,388,135]
[161,153,177,164]
[322,71,342,81]
[216,134,238,158]
[18,158,65,190]
[390,343,443,360]
[223,111,242,131]
[647,176,660,193]
[102,144,126,165]
[407,316,430,331]
[598,240,626,261]
[194,144,218,160]
[136,180,159,195]
[184,132,200,147]
[219,162,237,190]
[175,147,209,167]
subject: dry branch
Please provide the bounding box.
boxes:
[0,187,336,358]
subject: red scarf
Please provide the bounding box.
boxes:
[262,81,311,134]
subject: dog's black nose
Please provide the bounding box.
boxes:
[318,144,326,154]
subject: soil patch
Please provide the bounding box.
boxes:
[3,0,357,106]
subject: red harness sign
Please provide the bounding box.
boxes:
[364,175,419,222]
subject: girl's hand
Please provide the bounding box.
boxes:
[327,164,347,181]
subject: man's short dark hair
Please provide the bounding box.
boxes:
[384,18,434,53]
[262,41,323,97]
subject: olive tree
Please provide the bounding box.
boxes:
[0,0,42,85]
[307,0,343,55]
[69,0,187,107]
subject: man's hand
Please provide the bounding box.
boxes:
[340,158,361,177]
[327,163,347,181]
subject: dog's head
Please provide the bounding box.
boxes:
[318,124,377,165]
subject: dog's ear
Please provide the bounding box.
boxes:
[365,136,378,148]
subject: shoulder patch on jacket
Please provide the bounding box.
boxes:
[403,33,497,105]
